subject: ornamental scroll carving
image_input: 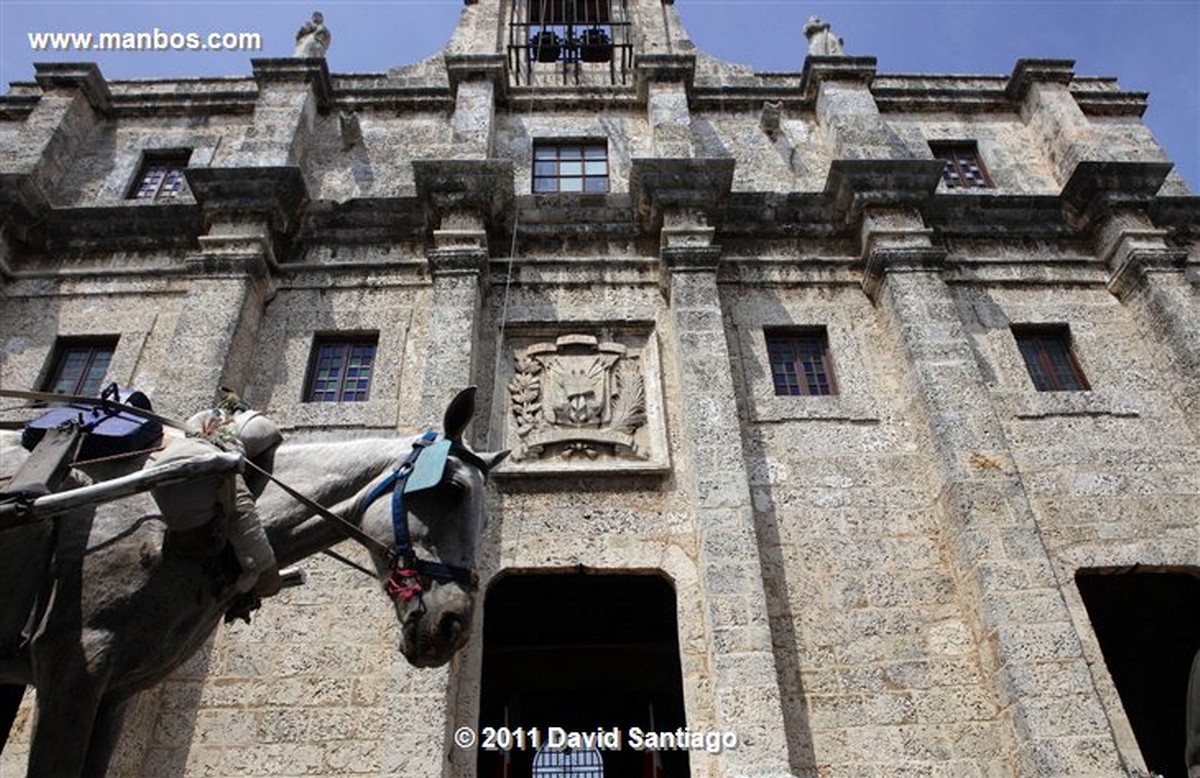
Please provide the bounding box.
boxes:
[507,334,648,462]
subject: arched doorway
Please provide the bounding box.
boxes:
[477,572,688,777]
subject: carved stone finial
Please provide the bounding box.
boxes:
[293,11,331,58]
[804,16,844,56]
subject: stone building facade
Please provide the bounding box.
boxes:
[2,1,1198,776]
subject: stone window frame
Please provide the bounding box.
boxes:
[532,139,609,194]
[1011,323,1090,392]
[302,333,379,403]
[126,148,192,201]
[930,140,994,189]
[41,335,119,397]
[764,327,838,397]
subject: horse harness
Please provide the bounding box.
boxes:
[352,431,484,606]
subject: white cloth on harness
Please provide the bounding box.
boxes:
[146,408,282,592]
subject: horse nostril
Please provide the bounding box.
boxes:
[438,614,463,643]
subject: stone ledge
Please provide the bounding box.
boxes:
[44,202,203,252]
[1107,247,1190,299]
[1006,389,1141,421]
[749,395,880,425]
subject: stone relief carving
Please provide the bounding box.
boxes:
[508,335,648,462]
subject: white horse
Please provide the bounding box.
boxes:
[0,387,506,776]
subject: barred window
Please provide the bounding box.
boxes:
[129,150,191,200]
[930,141,993,189]
[531,744,604,776]
[43,337,118,397]
[1013,325,1089,392]
[533,141,609,194]
[304,335,378,402]
[766,329,837,397]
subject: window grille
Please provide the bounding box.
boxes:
[930,142,994,189]
[508,0,632,85]
[531,744,605,777]
[304,335,378,402]
[1013,325,1089,392]
[43,337,118,397]
[533,141,609,194]
[129,150,191,200]
[766,329,837,397]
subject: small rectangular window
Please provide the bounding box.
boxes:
[766,329,837,397]
[930,141,993,189]
[42,336,118,397]
[129,149,191,200]
[304,335,378,403]
[533,141,608,194]
[1013,325,1089,392]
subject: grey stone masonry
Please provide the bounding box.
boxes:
[861,206,1126,775]
[661,222,793,776]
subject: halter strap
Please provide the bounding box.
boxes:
[352,432,479,595]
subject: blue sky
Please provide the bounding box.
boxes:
[0,1,1196,188]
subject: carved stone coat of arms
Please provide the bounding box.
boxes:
[507,334,648,462]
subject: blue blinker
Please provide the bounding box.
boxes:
[403,439,451,494]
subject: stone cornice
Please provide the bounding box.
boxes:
[184,166,309,237]
[1006,58,1074,103]
[799,56,877,101]
[444,53,507,101]
[1107,246,1190,300]
[0,174,50,249]
[411,158,515,235]
[629,157,734,233]
[634,53,696,101]
[824,159,945,226]
[1060,160,1174,224]
[33,62,112,116]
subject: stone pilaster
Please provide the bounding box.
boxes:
[218,59,332,169]
[156,219,276,417]
[1057,160,1200,431]
[660,219,791,776]
[445,54,504,157]
[802,56,911,161]
[860,207,1127,775]
[635,54,696,158]
[0,64,109,250]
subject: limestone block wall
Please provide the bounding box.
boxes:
[726,281,1013,775]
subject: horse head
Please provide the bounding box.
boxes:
[356,387,507,667]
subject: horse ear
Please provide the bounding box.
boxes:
[479,449,510,473]
[443,386,477,442]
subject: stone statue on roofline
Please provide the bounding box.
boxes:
[804,16,844,57]
[294,11,331,58]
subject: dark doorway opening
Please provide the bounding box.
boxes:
[1076,569,1200,778]
[478,572,689,777]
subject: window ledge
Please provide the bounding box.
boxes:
[1008,390,1141,420]
[750,394,880,424]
